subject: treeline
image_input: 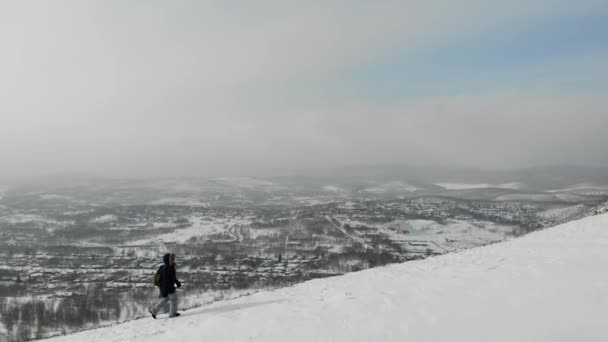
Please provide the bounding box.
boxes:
[0,283,128,341]
[0,272,302,342]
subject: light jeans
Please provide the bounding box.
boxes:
[151,292,178,317]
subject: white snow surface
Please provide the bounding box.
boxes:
[46,213,608,342]
[322,185,344,192]
[362,181,418,193]
[436,182,522,190]
[335,217,513,252]
[0,214,73,229]
[495,193,558,202]
[130,216,252,245]
[548,183,608,194]
[147,198,210,207]
[537,204,586,221]
[90,214,118,224]
[214,177,280,190]
[291,196,335,206]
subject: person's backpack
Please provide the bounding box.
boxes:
[153,265,164,287]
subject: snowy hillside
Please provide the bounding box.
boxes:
[46,213,608,342]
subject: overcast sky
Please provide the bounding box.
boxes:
[1,1,607,178]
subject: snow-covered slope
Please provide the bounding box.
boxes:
[435,182,522,190]
[46,213,608,342]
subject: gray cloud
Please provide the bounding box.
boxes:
[0,1,606,179]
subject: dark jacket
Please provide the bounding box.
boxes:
[159,253,181,297]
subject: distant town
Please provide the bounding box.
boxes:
[0,177,606,340]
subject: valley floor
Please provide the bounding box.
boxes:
[46,213,608,342]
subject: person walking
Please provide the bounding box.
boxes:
[149,253,182,318]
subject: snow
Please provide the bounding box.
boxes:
[495,193,558,202]
[422,220,513,249]
[548,183,608,193]
[338,201,359,210]
[361,187,385,193]
[0,214,73,229]
[130,216,252,245]
[362,181,418,193]
[596,205,608,214]
[322,185,344,192]
[0,214,44,224]
[39,194,73,201]
[63,210,95,216]
[90,214,118,224]
[537,204,586,221]
[291,196,334,206]
[247,227,283,239]
[148,198,210,207]
[385,180,418,192]
[436,182,522,190]
[45,213,608,342]
[341,218,514,252]
[214,177,278,190]
[544,184,608,196]
[553,193,591,202]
